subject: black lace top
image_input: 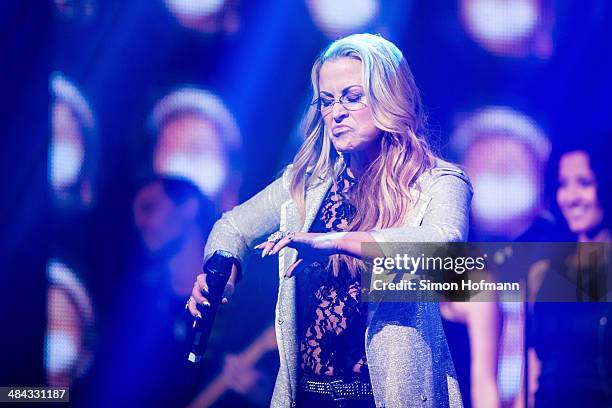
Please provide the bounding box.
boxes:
[297,168,369,381]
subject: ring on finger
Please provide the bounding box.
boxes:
[266,230,289,243]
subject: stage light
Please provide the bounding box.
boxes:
[306,0,379,39]
[166,0,225,16]
[51,102,84,192]
[149,87,241,201]
[451,106,551,239]
[45,259,95,387]
[164,0,240,34]
[50,73,97,209]
[459,0,553,58]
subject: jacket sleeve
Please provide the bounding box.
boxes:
[203,166,292,274]
[368,166,473,245]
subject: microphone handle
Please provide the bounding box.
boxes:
[187,250,234,363]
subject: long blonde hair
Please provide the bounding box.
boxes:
[290,33,437,276]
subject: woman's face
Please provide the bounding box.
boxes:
[557,150,604,235]
[318,57,382,157]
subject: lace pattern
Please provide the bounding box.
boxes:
[299,169,368,380]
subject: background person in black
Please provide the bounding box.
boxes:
[524,141,612,408]
[101,175,278,407]
[95,176,216,407]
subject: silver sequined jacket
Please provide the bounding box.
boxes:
[203,159,472,408]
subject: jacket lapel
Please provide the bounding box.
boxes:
[301,177,333,232]
[278,176,333,274]
[276,174,332,401]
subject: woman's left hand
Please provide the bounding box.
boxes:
[254,232,345,277]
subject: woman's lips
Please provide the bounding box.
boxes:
[332,126,352,136]
[563,205,587,219]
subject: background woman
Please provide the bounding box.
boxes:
[525,142,612,407]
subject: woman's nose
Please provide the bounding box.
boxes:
[562,185,582,206]
[331,101,348,121]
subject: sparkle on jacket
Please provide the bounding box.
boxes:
[203,159,472,408]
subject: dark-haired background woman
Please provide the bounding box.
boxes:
[525,144,612,408]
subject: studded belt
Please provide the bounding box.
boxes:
[300,378,374,401]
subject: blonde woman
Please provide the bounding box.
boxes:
[187,33,472,408]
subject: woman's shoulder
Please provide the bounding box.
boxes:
[280,163,320,179]
[430,159,469,179]
[279,164,297,189]
[416,158,472,191]
[281,163,332,189]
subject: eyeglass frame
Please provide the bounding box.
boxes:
[310,93,368,116]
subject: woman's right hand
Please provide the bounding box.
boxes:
[186,265,239,319]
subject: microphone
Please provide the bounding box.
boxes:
[187,250,235,363]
